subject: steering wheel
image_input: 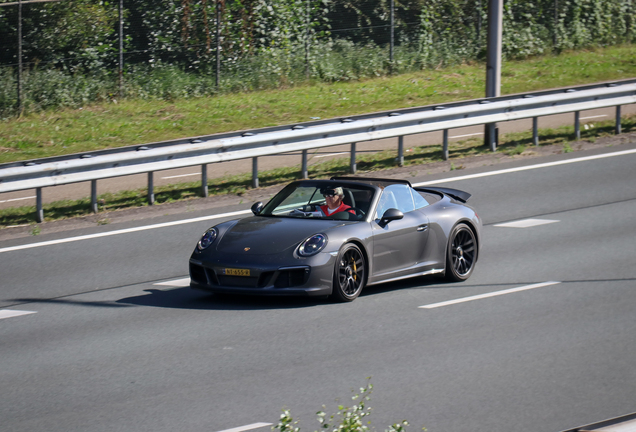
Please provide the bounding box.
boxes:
[349,207,366,217]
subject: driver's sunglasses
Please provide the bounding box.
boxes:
[323,193,336,198]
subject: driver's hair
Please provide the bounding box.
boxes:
[332,187,344,197]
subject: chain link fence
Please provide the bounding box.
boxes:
[0,0,634,115]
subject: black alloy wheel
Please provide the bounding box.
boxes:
[446,223,477,281]
[332,243,366,302]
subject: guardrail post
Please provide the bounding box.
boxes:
[148,172,155,205]
[442,130,449,160]
[533,117,539,146]
[36,187,43,223]
[201,164,208,197]
[574,111,581,140]
[350,143,357,174]
[485,123,497,151]
[301,150,308,179]
[252,157,259,188]
[397,136,404,167]
[616,105,622,134]
[91,180,98,213]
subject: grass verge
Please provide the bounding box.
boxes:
[2,114,634,229]
[1,45,635,164]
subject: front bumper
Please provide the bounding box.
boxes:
[189,252,335,296]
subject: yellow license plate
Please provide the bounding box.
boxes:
[224,268,250,276]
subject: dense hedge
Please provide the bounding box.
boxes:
[0,0,633,114]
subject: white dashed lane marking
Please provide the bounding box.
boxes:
[494,219,560,228]
[216,423,272,432]
[419,282,561,309]
[154,278,191,287]
[0,310,37,320]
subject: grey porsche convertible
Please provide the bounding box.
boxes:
[189,177,481,302]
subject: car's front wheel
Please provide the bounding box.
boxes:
[332,243,366,302]
[445,223,477,281]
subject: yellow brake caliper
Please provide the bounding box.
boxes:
[351,257,357,281]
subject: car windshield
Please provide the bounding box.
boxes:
[260,183,375,221]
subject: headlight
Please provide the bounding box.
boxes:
[197,227,218,250]
[297,234,327,257]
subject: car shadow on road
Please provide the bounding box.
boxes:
[115,275,470,310]
[116,287,329,310]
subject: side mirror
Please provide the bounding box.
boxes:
[379,208,403,227]
[251,202,264,215]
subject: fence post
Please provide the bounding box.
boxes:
[389,0,395,69]
[148,172,155,205]
[574,111,580,140]
[91,180,98,213]
[201,164,208,197]
[305,0,310,79]
[215,0,221,88]
[616,105,622,135]
[252,157,259,188]
[533,117,539,146]
[553,0,558,46]
[118,0,123,98]
[350,143,357,174]
[397,136,404,167]
[477,0,482,40]
[17,0,23,114]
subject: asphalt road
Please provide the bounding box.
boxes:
[1,141,636,432]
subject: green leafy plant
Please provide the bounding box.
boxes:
[273,381,422,432]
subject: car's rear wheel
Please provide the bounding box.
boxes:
[332,243,366,302]
[445,223,477,281]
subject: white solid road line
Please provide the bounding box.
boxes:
[0,310,37,320]
[419,282,561,309]
[216,423,272,432]
[161,172,200,180]
[2,147,635,255]
[449,132,484,139]
[0,209,251,254]
[314,151,348,158]
[413,148,636,186]
[154,278,191,287]
[0,196,36,204]
[494,219,560,228]
[580,114,608,120]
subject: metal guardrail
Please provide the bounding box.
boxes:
[560,412,636,431]
[1,79,635,222]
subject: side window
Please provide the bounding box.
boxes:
[411,188,430,210]
[390,184,415,213]
[375,184,414,218]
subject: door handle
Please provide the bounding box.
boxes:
[417,224,428,232]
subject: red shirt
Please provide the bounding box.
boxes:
[320,202,354,216]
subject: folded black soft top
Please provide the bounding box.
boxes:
[414,186,471,203]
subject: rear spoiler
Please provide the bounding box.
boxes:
[414,186,471,203]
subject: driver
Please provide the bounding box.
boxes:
[319,187,355,216]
